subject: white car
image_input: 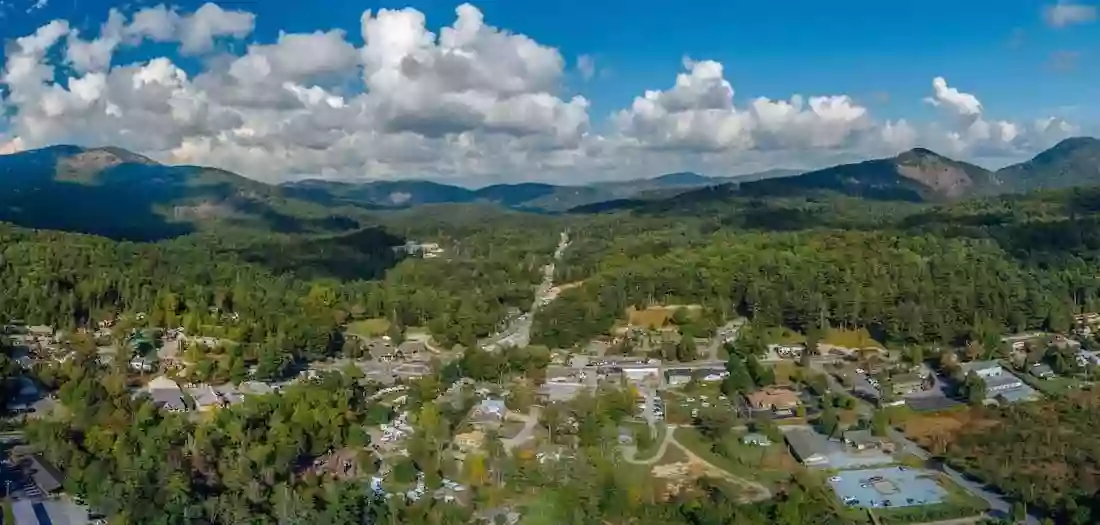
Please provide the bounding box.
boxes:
[718,395,727,401]
[856,368,866,374]
[829,476,842,482]
[686,397,696,402]
[702,402,711,408]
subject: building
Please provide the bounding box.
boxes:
[1001,332,1045,351]
[619,364,660,383]
[537,381,589,403]
[20,453,64,493]
[454,430,485,453]
[1029,363,1055,379]
[741,433,773,446]
[186,384,225,412]
[959,361,1006,380]
[843,429,886,451]
[785,428,829,466]
[958,361,1024,393]
[889,373,926,396]
[397,340,427,360]
[1076,349,1100,368]
[745,388,801,416]
[147,375,188,412]
[768,343,805,358]
[471,399,507,423]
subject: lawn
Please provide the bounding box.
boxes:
[673,427,795,486]
[3,499,13,525]
[1019,374,1083,397]
[347,318,391,338]
[759,326,805,345]
[633,424,668,462]
[822,327,883,349]
[625,305,702,328]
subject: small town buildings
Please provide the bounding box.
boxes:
[471,399,507,423]
[889,373,926,396]
[785,428,829,466]
[768,343,805,358]
[147,375,187,412]
[958,361,1024,393]
[843,429,887,451]
[19,453,64,494]
[745,388,801,416]
[1076,349,1100,368]
[186,384,225,412]
[129,356,156,372]
[27,325,54,342]
[1030,363,1056,379]
[619,364,661,383]
[741,433,773,446]
[1001,332,1045,351]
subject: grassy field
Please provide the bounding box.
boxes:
[634,424,669,462]
[673,427,796,486]
[1019,373,1084,397]
[822,327,883,349]
[3,499,13,525]
[347,318,391,338]
[625,305,701,328]
[759,326,806,344]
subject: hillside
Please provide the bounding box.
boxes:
[280,170,792,212]
[0,146,368,241]
[995,137,1100,193]
[738,148,996,202]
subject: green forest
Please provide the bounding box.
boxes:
[5,181,1100,524]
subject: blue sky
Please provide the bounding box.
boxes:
[0,0,1096,183]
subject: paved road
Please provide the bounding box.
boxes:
[480,231,569,351]
[704,319,746,361]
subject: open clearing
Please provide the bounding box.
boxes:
[822,327,883,349]
[626,305,702,328]
[347,318,390,338]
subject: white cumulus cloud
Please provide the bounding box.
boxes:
[0,2,1086,183]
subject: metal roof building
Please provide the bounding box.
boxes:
[784,428,830,466]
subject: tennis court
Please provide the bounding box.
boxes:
[828,466,946,508]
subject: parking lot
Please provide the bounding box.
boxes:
[828,466,947,509]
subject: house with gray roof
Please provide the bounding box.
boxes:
[147,375,187,412]
[784,428,829,466]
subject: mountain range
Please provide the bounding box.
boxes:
[0,137,1098,241]
[280,169,803,211]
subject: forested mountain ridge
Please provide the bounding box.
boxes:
[0,145,368,241]
[569,137,1100,216]
[994,136,1100,193]
[737,147,996,201]
[281,170,804,212]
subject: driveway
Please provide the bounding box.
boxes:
[501,408,541,452]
